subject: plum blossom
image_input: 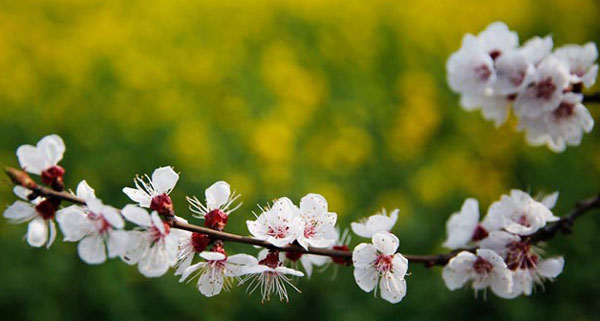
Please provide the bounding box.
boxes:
[443,198,489,250]
[442,249,512,297]
[240,250,304,302]
[186,181,241,230]
[514,56,570,118]
[56,180,127,264]
[246,197,303,247]
[554,42,598,88]
[482,190,559,236]
[296,193,337,250]
[518,93,594,152]
[122,166,179,214]
[480,231,564,298]
[16,134,66,189]
[119,205,187,277]
[178,245,256,297]
[351,208,398,238]
[352,231,408,304]
[174,229,209,277]
[3,186,59,248]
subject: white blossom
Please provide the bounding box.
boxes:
[483,190,559,236]
[122,166,179,208]
[16,134,65,176]
[514,56,570,119]
[554,42,598,88]
[296,193,337,250]
[518,93,594,152]
[119,205,187,277]
[55,180,127,264]
[3,186,58,248]
[352,231,408,304]
[443,198,484,250]
[240,250,304,302]
[246,197,303,247]
[442,249,512,297]
[179,250,256,297]
[351,208,398,238]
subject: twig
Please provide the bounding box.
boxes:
[4,167,600,267]
[583,93,600,103]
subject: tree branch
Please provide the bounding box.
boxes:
[584,93,600,103]
[4,167,600,267]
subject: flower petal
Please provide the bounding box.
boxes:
[352,243,377,268]
[122,187,151,207]
[47,220,57,248]
[350,222,372,238]
[138,245,170,277]
[121,205,152,227]
[200,251,226,261]
[4,201,37,224]
[205,181,231,210]
[37,134,65,168]
[372,232,399,255]
[78,234,107,264]
[76,180,96,201]
[198,269,225,297]
[56,205,94,241]
[107,230,129,258]
[27,217,48,247]
[300,193,328,216]
[537,257,564,278]
[151,166,179,194]
[353,266,377,292]
[379,273,407,303]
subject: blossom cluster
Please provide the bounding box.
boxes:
[441,190,564,298]
[447,21,597,152]
[2,134,575,304]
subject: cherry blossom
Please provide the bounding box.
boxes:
[296,193,337,250]
[443,198,489,250]
[178,245,256,297]
[239,250,304,302]
[482,190,559,236]
[442,249,512,297]
[554,42,598,88]
[55,180,127,264]
[351,208,398,238]
[518,93,594,152]
[246,197,303,247]
[186,180,241,230]
[119,205,187,277]
[16,134,66,189]
[352,231,408,303]
[3,186,59,248]
[122,166,179,214]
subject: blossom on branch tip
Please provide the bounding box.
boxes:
[186,180,241,230]
[16,134,66,189]
[56,180,127,264]
[3,186,59,248]
[442,249,512,297]
[122,166,179,215]
[483,190,559,236]
[351,208,398,238]
[119,205,187,277]
[352,231,408,304]
[246,197,302,247]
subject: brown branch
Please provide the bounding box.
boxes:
[4,167,600,267]
[583,92,600,103]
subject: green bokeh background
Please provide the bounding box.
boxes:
[1,0,600,320]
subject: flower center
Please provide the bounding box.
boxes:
[510,70,526,87]
[150,193,174,216]
[489,50,501,60]
[304,224,316,239]
[204,209,229,231]
[505,241,538,270]
[35,199,60,220]
[149,222,171,242]
[471,224,489,241]
[516,214,531,227]
[87,212,112,235]
[535,77,557,100]
[191,232,211,252]
[473,257,493,275]
[267,226,289,239]
[259,251,281,269]
[474,64,492,81]
[374,254,394,273]
[41,165,65,191]
[553,101,575,119]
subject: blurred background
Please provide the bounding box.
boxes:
[0,0,599,320]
